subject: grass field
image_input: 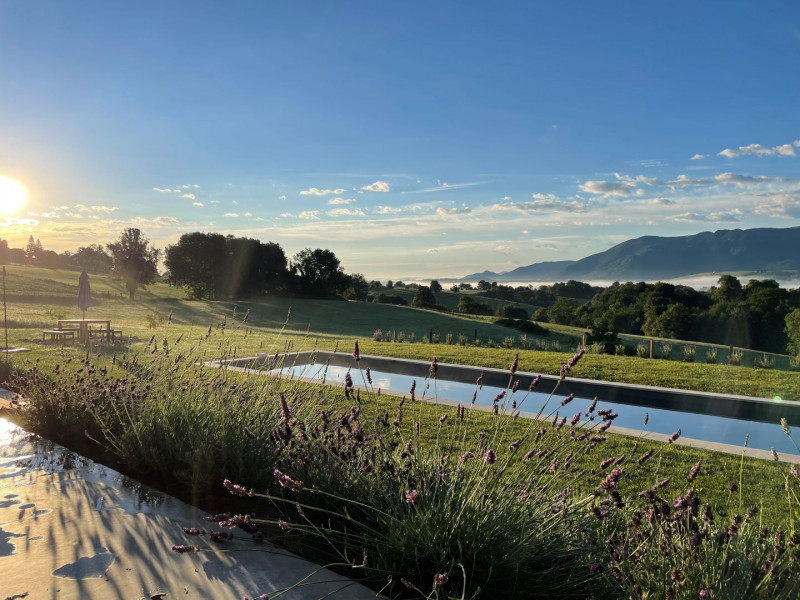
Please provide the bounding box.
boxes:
[5,265,800,597]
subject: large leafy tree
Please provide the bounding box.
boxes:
[165,232,227,299]
[786,309,800,356]
[74,244,113,274]
[107,228,160,299]
[291,248,346,297]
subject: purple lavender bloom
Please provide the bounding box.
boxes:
[699,591,709,600]
[512,379,520,393]
[410,380,416,401]
[509,439,521,451]
[484,449,497,464]
[404,489,419,504]
[669,429,682,443]
[432,573,449,590]
[689,459,702,481]
[352,341,361,362]
[529,374,541,390]
[477,372,484,387]
[430,356,438,376]
[273,468,303,492]
[243,427,257,440]
[560,393,574,406]
[279,393,292,423]
[510,352,519,375]
[439,414,447,424]
[345,372,353,388]
[365,367,372,384]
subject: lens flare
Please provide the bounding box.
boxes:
[0,177,28,214]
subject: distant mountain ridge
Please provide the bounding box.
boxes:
[462,226,800,282]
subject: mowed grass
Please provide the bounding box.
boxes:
[3,264,800,401]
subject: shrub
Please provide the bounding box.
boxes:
[551,339,560,352]
[637,342,649,358]
[445,332,454,345]
[373,329,383,342]
[535,338,549,351]
[458,334,468,346]
[521,334,531,350]
[754,353,774,369]
[682,344,696,362]
[790,355,800,371]
[396,331,405,343]
[615,344,626,356]
[705,347,718,364]
[659,342,672,360]
[145,310,166,329]
[729,349,743,366]
[588,342,606,354]
[503,336,515,349]
[408,332,416,344]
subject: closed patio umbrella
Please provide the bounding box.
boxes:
[77,270,91,319]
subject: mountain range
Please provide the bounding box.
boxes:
[461,226,800,282]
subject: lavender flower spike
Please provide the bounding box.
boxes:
[352,341,361,362]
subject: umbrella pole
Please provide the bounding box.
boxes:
[3,266,7,354]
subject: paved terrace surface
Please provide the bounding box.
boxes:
[0,416,378,600]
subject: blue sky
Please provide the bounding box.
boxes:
[1,1,799,280]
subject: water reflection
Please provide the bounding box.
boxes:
[273,363,797,455]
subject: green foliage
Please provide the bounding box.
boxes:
[144,310,166,329]
[548,297,580,325]
[410,285,436,308]
[660,341,673,359]
[496,304,529,320]
[754,353,774,369]
[705,347,718,364]
[456,295,493,315]
[682,344,696,362]
[291,247,347,298]
[786,308,800,355]
[107,228,160,300]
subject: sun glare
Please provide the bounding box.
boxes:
[0,177,28,214]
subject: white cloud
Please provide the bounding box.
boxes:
[403,181,485,194]
[153,187,175,193]
[280,212,293,218]
[690,154,707,160]
[668,209,743,223]
[327,208,366,217]
[495,197,590,213]
[718,141,800,158]
[193,202,204,207]
[650,198,675,205]
[753,191,800,219]
[278,195,287,201]
[361,181,390,192]
[223,212,239,217]
[300,187,346,196]
[74,204,118,213]
[328,197,356,205]
[376,206,402,215]
[578,179,636,197]
[299,210,320,219]
[436,207,472,215]
[181,193,196,200]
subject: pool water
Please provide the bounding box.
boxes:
[271,363,798,456]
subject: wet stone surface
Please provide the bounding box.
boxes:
[0,418,376,599]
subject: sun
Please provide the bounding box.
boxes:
[0,177,28,214]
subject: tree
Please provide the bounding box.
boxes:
[457,295,493,315]
[165,232,227,299]
[497,305,529,320]
[411,285,436,308]
[107,228,160,299]
[548,297,579,325]
[430,280,443,294]
[786,309,800,355]
[74,244,113,274]
[342,273,369,301]
[292,248,346,297]
[0,239,9,264]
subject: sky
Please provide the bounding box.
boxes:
[1,1,799,281]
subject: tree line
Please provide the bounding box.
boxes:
[0,229,368,302]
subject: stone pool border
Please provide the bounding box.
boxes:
[209,351,800,464]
